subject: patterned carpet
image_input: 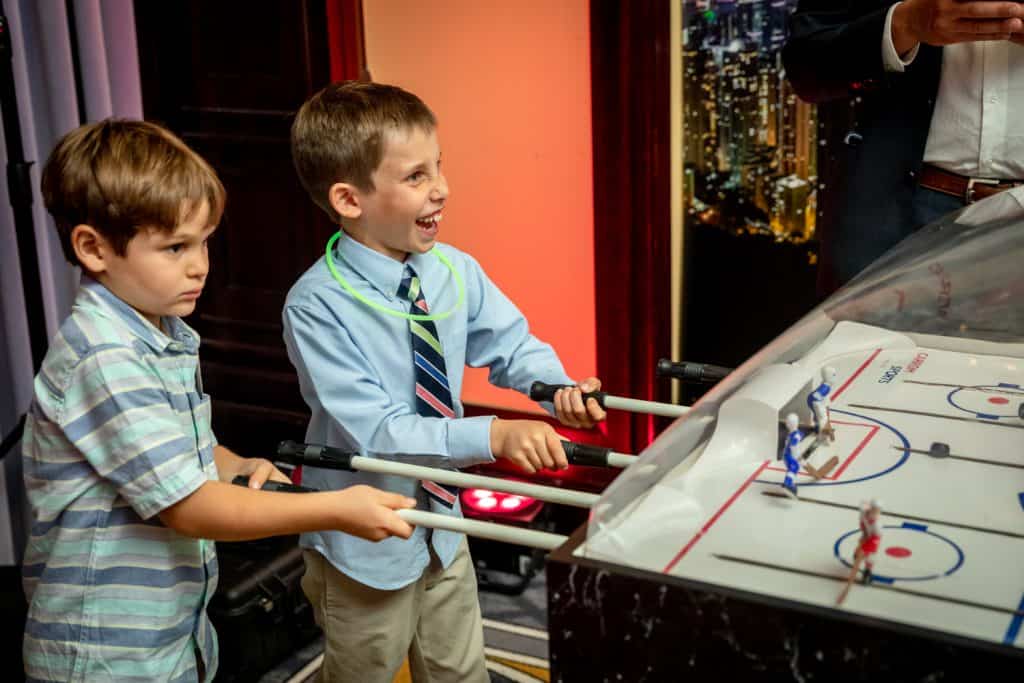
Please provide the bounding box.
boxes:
[256,574,551,683]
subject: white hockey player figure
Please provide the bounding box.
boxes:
[780,413,802,498]
[807,366,837,442]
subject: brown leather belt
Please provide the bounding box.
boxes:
[919,164,1023,205]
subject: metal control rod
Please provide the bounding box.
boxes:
[656,359,733,384]
[230,477,568,550]
[396,509,567,550]
[529,382,690,419]
[562,440,636,469]
[276,441,600,509]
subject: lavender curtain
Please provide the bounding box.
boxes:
[0,0,142,565]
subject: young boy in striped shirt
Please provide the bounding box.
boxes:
[283,81,606,682]
[22,119,417,682]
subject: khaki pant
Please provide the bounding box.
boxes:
[301,540,488,683]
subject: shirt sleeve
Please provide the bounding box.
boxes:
[462,255,573,413]
[882,2,919,72]
[283,301,495,469]
[57,346,208,520]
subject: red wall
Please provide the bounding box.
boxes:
[363,1,596,414]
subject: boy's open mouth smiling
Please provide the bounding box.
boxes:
[415,210,442,234]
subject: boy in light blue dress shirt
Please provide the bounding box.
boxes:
[284,81,607,681]
[22,119,417,682]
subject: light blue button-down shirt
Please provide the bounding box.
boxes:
[282,233,572,589]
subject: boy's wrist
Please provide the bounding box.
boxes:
[489,418,505,456]
[447,415,497,468]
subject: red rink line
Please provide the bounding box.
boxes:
[662,461,770,575]
[830,348,882,403]
[830,422,880,479]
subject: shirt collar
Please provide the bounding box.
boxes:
[79,275,199,355]
[333,231,434,300]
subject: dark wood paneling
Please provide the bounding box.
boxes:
[135,0,361,454]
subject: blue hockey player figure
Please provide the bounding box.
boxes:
[781,412,802,499]
[807,366,837,443]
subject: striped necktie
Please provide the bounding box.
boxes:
[397,264,460,509]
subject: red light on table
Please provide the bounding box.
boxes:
[462,488,538,515]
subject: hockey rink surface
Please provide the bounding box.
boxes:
[592,333,1024,650]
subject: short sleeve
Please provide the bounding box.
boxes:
[58,346,208,519]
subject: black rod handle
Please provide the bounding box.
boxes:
[529,381,607,407]
[656,359,732,384]
[231,475,318,493]
[276,440,358,471]
[561,440,612,467]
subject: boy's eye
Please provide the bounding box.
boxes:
[407,171,425,182]
[166,243,185,254]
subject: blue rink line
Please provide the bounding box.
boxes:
[755,408,911,489]
[1005,594,1024,645]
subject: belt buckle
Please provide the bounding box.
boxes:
[965,177,1000,204]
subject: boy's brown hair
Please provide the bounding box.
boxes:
[41,118,226,267]
[291,81,437,223]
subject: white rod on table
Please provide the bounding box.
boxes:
[603,395,690,418]
[351,456,600,509]
[607,451,638,468]
[396,509,568,550]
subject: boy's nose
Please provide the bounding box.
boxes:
[188,252,209,279]
[431,173,449,202]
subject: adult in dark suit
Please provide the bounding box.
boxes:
[782,1,1024,295]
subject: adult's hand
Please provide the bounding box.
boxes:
[892,0,1024,54]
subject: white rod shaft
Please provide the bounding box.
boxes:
[351,456,600,509]
[604,395,689,418]
[396,509,567,550]
[607,452,637,468]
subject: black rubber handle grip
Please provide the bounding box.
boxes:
[276,440,358,471]
[529,381,607,407]
[231,475,318,493]
[561,440,612,467]
[656,359,732,384]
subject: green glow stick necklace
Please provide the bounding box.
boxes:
[324,231,465,321]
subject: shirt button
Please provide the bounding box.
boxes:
[989,95,998,104]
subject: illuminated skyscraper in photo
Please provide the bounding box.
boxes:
[681,0,814,243]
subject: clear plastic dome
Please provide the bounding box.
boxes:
[580,188,1024,649]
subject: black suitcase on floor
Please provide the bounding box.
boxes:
[210,535,320,682]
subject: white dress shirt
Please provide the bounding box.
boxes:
[883,2,1024,180]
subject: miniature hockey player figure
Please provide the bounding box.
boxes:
[857,498,883,583]
[837,499,883,605]
[807,366,837,443]
[780,413,802,498]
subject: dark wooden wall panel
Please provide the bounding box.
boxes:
[135,0,362,456]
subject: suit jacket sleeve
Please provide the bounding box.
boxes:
[782,1,897,104]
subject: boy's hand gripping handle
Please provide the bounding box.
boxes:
[560,440,613,468]
[529,381,607,408]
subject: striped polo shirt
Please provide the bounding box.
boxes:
[22,277,220,682]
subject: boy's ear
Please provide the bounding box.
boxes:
[328,182,363,220]
[70,225,111,274]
